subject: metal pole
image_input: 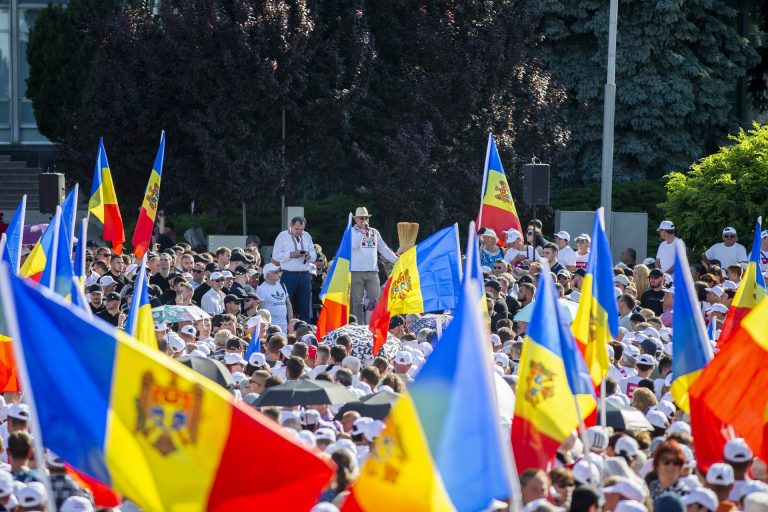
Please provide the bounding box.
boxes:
[600,0,619,240]
[242,201,247,236]
[281,107,286,211]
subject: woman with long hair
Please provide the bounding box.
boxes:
[634,264,650,297]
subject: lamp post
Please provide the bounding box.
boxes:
[600,0,619,241]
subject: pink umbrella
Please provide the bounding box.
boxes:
[22,224,47,245]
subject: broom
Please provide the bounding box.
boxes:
[397,222,420,253]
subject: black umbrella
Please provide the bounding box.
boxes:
[176,356,235,390]
[334,390,402,420]
[253,379,358,407]
[599,401,653,431]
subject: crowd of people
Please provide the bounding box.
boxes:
[4,208,768,512]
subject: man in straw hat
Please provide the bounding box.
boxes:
[350,206,398,322]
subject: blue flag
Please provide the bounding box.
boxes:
[245,326,262,363]
[1,196,26,274]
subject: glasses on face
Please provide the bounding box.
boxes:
[576,240,586,244]
[213,278,223,282]
[192,270,203,274]
[98,252,111,257]
[660,458,683,466]
[724,234,736,239]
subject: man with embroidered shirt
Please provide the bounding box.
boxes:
[271,216,316,322]
[350,207,398,322]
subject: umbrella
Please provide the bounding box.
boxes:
[599,401,653,431]
[252,379,358,407]
[513,300,578,324]
[321,324,401,363]
[408,313,453,334]
[22,224,47,245]
[176,356,234,390]
[152,305,210,323]
[334,390,402,420]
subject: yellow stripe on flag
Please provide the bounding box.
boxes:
[386,248,425,315]
[482,170,519,216]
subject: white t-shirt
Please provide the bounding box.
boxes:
[559,246,577,268]
[257,281,289,331]
[656,238,685,273]
[706,242,747,268]
[503,247,525,264]
[619,376,643,398]
[575,251,590,270]
[201,288,224,316]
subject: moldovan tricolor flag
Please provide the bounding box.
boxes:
[571,208,618,386]
[132,132,165,258]
[1,195,26,274]
[88,139,125,254]
[476,133,522,241]
[0,237,18,392]
[317,214,353,339]
[0,263,334,511]
[513,269,596,472]
[717,217,766,347]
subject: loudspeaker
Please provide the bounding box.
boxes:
[39,173,65,213]
[523,163,550,205]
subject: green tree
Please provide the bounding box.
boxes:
[540,0,758,187]
[26,0,117,143]
[660,123,768,252]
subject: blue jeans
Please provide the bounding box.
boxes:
[281,271,312,323]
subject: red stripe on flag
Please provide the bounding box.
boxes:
[716,305,750,349]
[477,202,522,243]
[206,405,333,510]
[0,342,19,393]
[511,415,561,473]
[317,300,347,340]
[101,203,125,255]
[65,464,121,507]
[689,395,728,472]
[131,209,154,258]
[369,278,392,357]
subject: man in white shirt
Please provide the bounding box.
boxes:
[554,231,576,271]
[256,263,292,332]
[201,271,225,316]
[748,230,768,272]
[704,226,748,268]
[271,216,316,322]
[350,207,398,322]
[655,220,685,274]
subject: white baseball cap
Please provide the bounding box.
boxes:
[7,403,29,422]
[394,351,412,365]
[314,427,336,443]
[679,444,696,470]
[637,354,656,367]
[490,334,502,347]
[725,437,753,462]
[614,501,647,512]
[154,322,167,331]
[602,477,646,501]
[572,459,601,485]
[614,436,639,459]
[494,353,510,368]
[263,263,281,275]
[683,488,719,512]
[705,286,725,298]
[585,426,609,452]
[279,345,294,359]
[180,325,197,338]
[709,303,729,314]
[167,332,185,353]
[645,409,669,430]
[45,449,65,469]
[555,231,571,241]
[723,227,737,235]
[722,280,738,290]
[668,420,691,435]
[614,274,630,287]
[657,220,675,231]
[504,229,522,243]
[98,275,115,286]
[209,271,223,281]
[61,495,95,512]
[248,352,267,367]
[0,471,13,498]
[301,409,321,426]
[706,462,735,486]
[223,353,247,366]
[655,400,676,420]
[575,233,591,243]
[15,482,47,508]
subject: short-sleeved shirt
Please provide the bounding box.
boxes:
[575,251,590,270]
[706,242,747,268]
[656,238,685,273]
[559,246,577,268]
[257,281,289,332]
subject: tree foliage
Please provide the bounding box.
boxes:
[660,123,768,252]
[539,0,758,186]
[30,0,568,236]
[26,0,118,142]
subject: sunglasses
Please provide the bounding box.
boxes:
[724,234,736,239]
[212,278,224,282]
[576,240,587,243]
[660,458,683,466]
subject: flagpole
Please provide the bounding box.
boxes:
[78,218,89,278]
[454,223,463,281]
[69,184,79,253]
[600,378,607,427]
[572,394,593,462]
[0,264,59,512]
[476,133,493,229]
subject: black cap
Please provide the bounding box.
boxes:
[484,280,501,292]
[233,265,249,276]
[649,268,664,278]
[389,315,405,329]
[88,284,103,293]
[224,294,241,304]
[574,268,587,277]
[205,262,220,273]
[230,252,251,263]
[245,292,260,301]
[105,292,121,301]
[640,338,658,355]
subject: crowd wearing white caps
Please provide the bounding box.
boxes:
[16,210,768,511]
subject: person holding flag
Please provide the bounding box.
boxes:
[317,214,353,339]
